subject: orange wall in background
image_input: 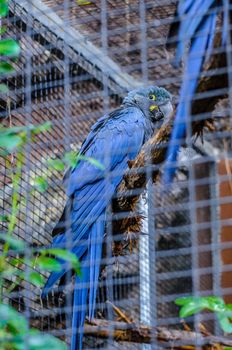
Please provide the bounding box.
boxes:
[218,159,232,302]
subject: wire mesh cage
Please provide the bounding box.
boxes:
[0,0,232,349]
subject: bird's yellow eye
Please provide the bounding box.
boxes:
[149,94,156,101]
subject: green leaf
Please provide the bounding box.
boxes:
[0,125,25,135]
[28,271,45,287]
[0,39,20,56]
[33,176,48,193]
[175,297,197,306]
[0,214,9,222]
[179,303,205,318]
[31,121,52,135]
[77,0,92,5]
[223,306,232,318]
[0,233,26,251]
[27,332,67,350]
[0,123,51,151]
[0,61,14,74]
[217,313,232,333]
[0,0,8,17]
[0,133,22,150]
[0,262,17,277]
[47,158,65,171]
[78,154,105,170]
[64,152,104,171]
[205,296,225,312]
[175,296,232,334]
[44,248,81,275]
[176,297,210,318]
[176,296,225,314]
[0,83,8,93]
[64,151,78,169]
[36,256,62,272]
[9,337,25,350]
[0,304,27,335]
[0,26,7,34]
[10,257,23,267]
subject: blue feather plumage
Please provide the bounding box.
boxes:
[42,106,150,349]
[164,0,224,183]
[42,84,173,349]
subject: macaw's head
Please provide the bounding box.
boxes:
[123,86,173,122]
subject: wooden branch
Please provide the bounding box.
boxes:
[85,318,232,349]
[112,118,173,241]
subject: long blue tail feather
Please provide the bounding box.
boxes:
[71,252,90,350]
[175,0,216,65]
[164,15,215,183]
[41,243,87,298]
[164,0,222,183]
[222,0,229,45]
[88,220,105,319]
[71,219,105,349]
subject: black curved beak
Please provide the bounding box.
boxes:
[151,99,173,122]
[152,109,164,121]
[150,105,164,121]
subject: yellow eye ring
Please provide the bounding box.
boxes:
[149,94,156,101]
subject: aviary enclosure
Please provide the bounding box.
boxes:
[0,0,232,349]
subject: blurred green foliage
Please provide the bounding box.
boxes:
[0,3,73,348]
[0,2,105,348]
[0,0,20,93]
[176,296,232,333]
[0,121,76,349]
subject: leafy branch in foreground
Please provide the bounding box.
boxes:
[0,121,81,349]
[0,117,105,348]
[176,296,232,334]
[0,1,82,348]
[0,304,67,350]
[0,123,75,349]
[0,0,20,93]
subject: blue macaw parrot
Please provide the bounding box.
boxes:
[164,0,227,183]
[42,86,173,349]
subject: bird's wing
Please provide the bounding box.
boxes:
[78,107,124,155]
[66,106,145,196]
[54,106,146,244]
[43,106,146,295]
[62,107,124,185]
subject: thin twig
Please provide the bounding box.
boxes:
[106,300,131,324]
